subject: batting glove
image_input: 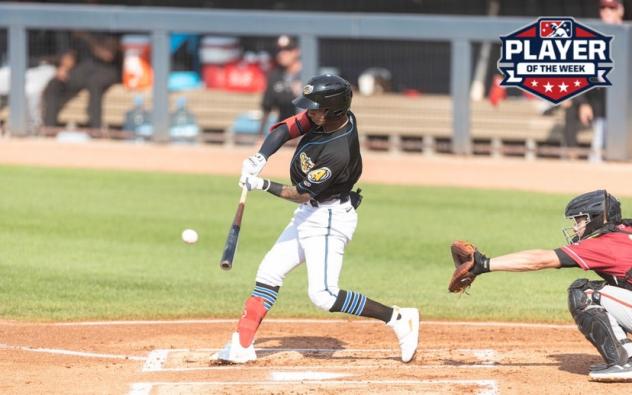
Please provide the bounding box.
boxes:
[241,153,267,179]
[239,175,269,192]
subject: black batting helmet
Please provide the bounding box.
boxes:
[293,74,352,119]
[564,189,621,241]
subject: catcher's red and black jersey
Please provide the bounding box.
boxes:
[287,111,362,201]
[555,224,632,288]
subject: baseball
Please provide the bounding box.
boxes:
[181,228,198,244]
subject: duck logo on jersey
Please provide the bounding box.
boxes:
[300,152,315,173]
[307,167,332,184]
[498,17,613,104]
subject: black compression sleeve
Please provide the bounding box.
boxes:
[554,248,579,268]
[258,124,291,158]
[266,180,283,197]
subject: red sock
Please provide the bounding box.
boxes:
[237,296,268,348]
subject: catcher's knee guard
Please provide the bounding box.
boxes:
[568,279,593,312]
[568,279,629,365]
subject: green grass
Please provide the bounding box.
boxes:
[0,164,621,322]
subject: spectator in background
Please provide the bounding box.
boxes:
[258,35,302,137]
[0,62,57,132]
[42,31,121,130]
[0,30,66,133]
[562,0,624,162]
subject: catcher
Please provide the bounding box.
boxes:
[449,190,632,382]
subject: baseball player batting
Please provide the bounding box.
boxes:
[211,74,419,364]
[449,190,632,382]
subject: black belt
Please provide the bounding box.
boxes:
[309,193,350,208]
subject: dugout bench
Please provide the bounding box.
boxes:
[0,85,593,159]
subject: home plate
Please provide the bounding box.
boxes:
[270,371,352,381]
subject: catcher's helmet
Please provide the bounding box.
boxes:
[563,189,621,242]
[293,74,352,119]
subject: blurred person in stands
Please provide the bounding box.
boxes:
[0,31,61,133]
[562,0,624,162]
[42,31,121,130]
[258,35,302,137]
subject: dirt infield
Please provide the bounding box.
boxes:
[2,138,632,394]
[2,138,632,196]
[1,319,630,395]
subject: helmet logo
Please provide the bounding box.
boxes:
[303,85,314,95]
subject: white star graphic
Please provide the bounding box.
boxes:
[574,80,582,87]
[530,80,539,87]
[543,82,554,92]
[559,82,569,92]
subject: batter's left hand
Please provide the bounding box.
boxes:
[239,175,267,191]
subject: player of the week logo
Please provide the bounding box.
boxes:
[498,17,613,104]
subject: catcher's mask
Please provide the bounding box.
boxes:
[562,189,621,243]
[293,74,352,120]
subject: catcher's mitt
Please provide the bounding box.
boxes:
[448,240,478,293]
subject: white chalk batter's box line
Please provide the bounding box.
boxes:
[142,347,499,372]
[128,379,498,395]
[152,364,499,372]
[0,343,498,370]
[0,343,146,361]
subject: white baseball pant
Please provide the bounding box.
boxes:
[255,198,357,311]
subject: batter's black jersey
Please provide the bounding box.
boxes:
[289,111,362,201]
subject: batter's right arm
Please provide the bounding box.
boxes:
[258,123,292,158]
[258,111,312,158]
[241,124,292,182]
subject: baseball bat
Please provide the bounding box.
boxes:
[220,186,248,270]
